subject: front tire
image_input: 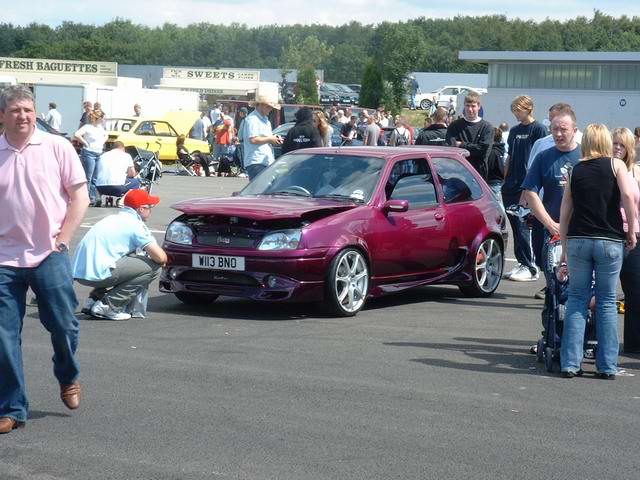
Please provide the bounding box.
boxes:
[174,292,219,305]
[420,99,433,110]
[459,237,503,297]
[323,248,369,317]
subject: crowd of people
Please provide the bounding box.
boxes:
[1,80,640,436]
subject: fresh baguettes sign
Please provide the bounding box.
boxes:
[0,57,117,76]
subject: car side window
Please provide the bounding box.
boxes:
[432,157,483,204]
[387,158,438,209]
[154,122,177,137]
[136,122,155,135]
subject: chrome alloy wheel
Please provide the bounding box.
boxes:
[474,238,503,293]
[334,250,369,314]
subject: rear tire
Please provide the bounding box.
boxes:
[459,238,504,297]
[174,292,219,305]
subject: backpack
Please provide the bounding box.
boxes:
[394,128,409,146]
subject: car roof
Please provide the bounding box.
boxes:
[288,146,470,159]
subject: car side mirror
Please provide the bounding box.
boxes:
[382,199,409,214]
[231,191,240,197]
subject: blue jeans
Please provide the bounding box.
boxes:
[560,238,624,374]
[488,182,503,206]
[246,163,267,181]
[502,191,537,274]
[80,149,101,203]
[0,252,80,422]
[96,177,141,197]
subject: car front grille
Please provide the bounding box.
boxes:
[197,233,256,248]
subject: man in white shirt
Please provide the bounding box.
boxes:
[95,142,140,198]
[45,102,62,132]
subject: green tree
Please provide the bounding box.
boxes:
[296,65,319,104]
[359,59,384,109]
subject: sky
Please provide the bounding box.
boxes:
[2,1,640,28]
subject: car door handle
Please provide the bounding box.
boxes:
[434,213,444,221]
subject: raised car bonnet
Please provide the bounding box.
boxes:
[171,196,357,221]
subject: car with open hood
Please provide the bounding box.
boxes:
[160,146,508,316]
[104,111,211,162]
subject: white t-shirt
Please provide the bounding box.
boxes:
[95,148,134,186]
[76,124,108,153]
[45,109,62,131]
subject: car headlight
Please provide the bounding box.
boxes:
[257,229,301,250]
[165,221,193,245]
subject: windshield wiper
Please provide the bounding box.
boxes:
[269,190,311,197]
[315,194,363,203]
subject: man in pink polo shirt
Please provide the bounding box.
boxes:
[0,85,89,435]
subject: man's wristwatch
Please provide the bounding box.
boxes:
[56,242,69,253]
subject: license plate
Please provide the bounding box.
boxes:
[192,254,245,271]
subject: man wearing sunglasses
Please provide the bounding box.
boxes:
[72,189,167,320]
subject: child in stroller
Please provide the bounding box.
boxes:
[536,235,597,372]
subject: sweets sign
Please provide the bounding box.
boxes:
[0,57,117,76]
[163,68,259,82]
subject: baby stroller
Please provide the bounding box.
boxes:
[536,236,597,372]
[126,146,162,193]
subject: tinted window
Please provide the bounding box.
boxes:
[386,159,438,209]
[432,157,483,204]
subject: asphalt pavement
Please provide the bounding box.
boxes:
[2,174,639,480]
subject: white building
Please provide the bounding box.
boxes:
[459,51,640,130]
[0,57,199,133]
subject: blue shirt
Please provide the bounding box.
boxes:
[241,110,274,167]
[72,207,156,281]
[521,146,581,222]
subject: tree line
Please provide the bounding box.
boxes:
[2,11,639,111]
[1,11,639,85]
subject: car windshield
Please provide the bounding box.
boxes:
[240,153,385,203]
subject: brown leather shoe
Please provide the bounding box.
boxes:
[0,417,25,434]
[60,382,81,410]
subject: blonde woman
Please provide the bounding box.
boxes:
[74,110,108,205]
[313,111,332,147]
[612,128,640,354]
[559,124,637,379]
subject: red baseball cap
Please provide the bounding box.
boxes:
[123,189,160,209]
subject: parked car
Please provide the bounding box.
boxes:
[160,146,508,316]
[318,85,341,105]
[415,86,487,111]
[324,83,359,105]
[104,111,210,162]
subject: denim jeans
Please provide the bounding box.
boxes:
[560,238,624,374]
[488,182,503,206]
[80,148,102,203]
[0,252,80,422]
[502,191,537,274]
[620,241,640,352]
[246,163,267,181]
[96,177,141,197]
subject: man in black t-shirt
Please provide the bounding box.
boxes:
[445,92,493,180]
[340,116,358,146]
[502,95,548,282]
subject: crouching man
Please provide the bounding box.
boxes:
[95,141,141,199]
[72,189,167,320]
